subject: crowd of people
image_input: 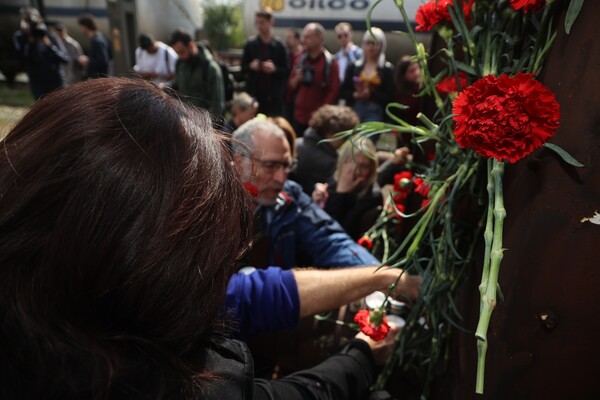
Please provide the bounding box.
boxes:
[4,6,428,400]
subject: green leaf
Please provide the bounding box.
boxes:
[454,61,477,76]
[565,0,584,34]
[543,143,585,167]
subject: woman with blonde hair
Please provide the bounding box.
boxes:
[339,27,395,125]
[313,138,382,239]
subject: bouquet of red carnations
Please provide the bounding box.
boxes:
[337,0,585,396]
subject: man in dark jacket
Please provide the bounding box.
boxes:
[241,9,289,116]
[77,14,111,78]
[232,119,379,269]
[170,29,225,119]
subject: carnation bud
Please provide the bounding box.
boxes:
[370,307,385,326]
[437,25,454,42]
[399,177,412,189]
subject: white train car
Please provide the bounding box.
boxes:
[242,0,431,63]
[0,0,203,80]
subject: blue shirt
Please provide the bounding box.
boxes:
[226,267,299,340]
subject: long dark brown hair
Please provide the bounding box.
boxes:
[0,78,252,398]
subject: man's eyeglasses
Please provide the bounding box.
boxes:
[252,157,297,173]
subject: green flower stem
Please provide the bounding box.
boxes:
[405,165,463,259]
[394,1,445,114]
[382,219,391,262]
[478,159,494,299]
[474,159,506,394]
[530,4,553,73]
[476,339,488,394]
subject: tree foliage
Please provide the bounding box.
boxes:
[202,0,245,50]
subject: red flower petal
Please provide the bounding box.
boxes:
[354,310,391,342]
[452,73,560,162]
[243,182,259,197]
[357,236,374,250]
[415,0,475,32]
[510,0,545,13]
[436,72,469,93]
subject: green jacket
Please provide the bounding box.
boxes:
[172,43,224,117]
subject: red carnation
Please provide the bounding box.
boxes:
[415,0,475,32]
[413,178,430,197]
[354,309,391,342]
[436,72,469,93]
[452,73,560,163]
[357,236,373,250]
[392,203,406,221]
[510,0,545,13]
[393,171,414,192]
[243,182,259,197]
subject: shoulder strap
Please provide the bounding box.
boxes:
[164,47,170,75]
[322,49,333,88]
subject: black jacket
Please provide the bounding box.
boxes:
[292,128,339,195]
[340,61,395,111]
[241,36,289,115]
[204,337,376,400]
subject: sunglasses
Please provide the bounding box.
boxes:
[337,33,348,39]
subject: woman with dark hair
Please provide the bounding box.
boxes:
[393,55,422,128]
[0,78,393,399]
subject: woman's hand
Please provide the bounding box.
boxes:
[392,271,423,303]
[311,182,329,208]
[356,324,401,365]
[391,147,413,165]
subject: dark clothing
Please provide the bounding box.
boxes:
[171,43,225,118]
[13,30,67,99]
[86,32,111,78]
[203,337,376,400]
[292,128,339,194]
[340,61,395,122]
[394,82,422,145]
[290,50,340,127]
[242,36,289,116]
[325,182,383,240]
[377,160,407,187]
[222,119,237,135]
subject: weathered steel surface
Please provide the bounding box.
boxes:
[434,2,600,399]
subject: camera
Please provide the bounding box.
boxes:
[25,18,48,38]
[301,64,314,85]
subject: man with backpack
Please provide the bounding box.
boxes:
[134,33,178,84]
[169,29,225,119]
[288,23,340,136]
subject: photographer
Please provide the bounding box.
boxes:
[288,23,340,136]
[12,7,68,100]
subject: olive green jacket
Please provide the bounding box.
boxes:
[171,43,225,117]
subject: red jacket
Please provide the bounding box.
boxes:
[289,49,340,125]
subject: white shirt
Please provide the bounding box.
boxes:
[134,41,178,83]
